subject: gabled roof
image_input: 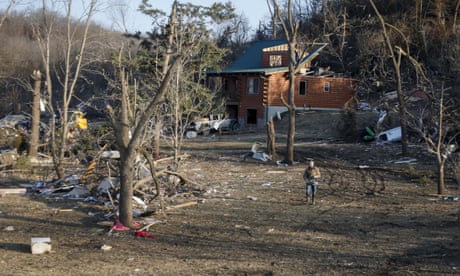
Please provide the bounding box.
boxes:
[208,40,327,75]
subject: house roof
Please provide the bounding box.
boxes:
[207,40,327,75]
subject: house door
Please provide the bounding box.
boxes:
[246,109,257,125]
[226,105,238,119]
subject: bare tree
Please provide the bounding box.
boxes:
[399,46,460,195]
[33,0,97,178]
[369,0,410,156]
[109,0,236,227]
[29,70,42,157]
[0,0,16,30]
[270,0,300,164]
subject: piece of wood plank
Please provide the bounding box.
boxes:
[166,201,198,210]
[0,188,27,195]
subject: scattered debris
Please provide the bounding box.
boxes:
[31,237,52,254]
[63,186,90,198]
[3,226,15,231]
[166,201,198,210]
[442,196,459,201]
[134,230,156,239]
[110,220,131,232]
[241,142,272,161]
[391,158,417,164]
[376,126,402,145]
[100,244,112,251]
[0,188,26,196]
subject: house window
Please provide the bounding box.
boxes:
[324,81,330,92]
[299,80,307,96]
[247,77,259,94]
[269,55,282,67]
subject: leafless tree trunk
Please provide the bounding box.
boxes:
[271,0,300,164]
[34,0,96,178]
[370,0,409,156]
[113,2,179,225]
[266,117,277,158]
[29,70,42,157]
[0,0,16,30]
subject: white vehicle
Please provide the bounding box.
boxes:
[186,114,240,138]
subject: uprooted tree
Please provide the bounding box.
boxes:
[111,0,236,227]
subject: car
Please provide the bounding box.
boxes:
[185,115,240,138]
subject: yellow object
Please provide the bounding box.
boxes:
[73,111,88,130]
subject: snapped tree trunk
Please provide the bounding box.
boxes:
[29,70,42,158]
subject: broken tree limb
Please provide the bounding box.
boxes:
[163,170,203,190]
[152,154,189,167]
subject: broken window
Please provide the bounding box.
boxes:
[269,55,282,67]
[299,80,307,96]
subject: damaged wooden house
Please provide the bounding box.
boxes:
[207,40,358,128]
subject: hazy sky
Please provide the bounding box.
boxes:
[96,0,270,33]
[7,0,269,33]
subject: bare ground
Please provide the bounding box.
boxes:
[1,110,459,275]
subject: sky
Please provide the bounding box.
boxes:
[6,0,269,33]
[95,0,269,33]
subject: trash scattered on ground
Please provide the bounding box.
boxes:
[266,170,286,174]
[376,126,402,145]
[247,196,257,201]
[276,160,290,166]
[391,157,417,164]
[134,230,156,239]
[0,188,27,196]
[166,201,198,210]
[110,220,131,232]
[3,226,15,231]
[442,196,459,201]
[100,244,112,251]
[241,142,272,161]
[31,237,52,254]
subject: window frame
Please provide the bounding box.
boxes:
[247,77,259,95]
[324,81,330,93]
[269,55,282,67]
[298,80,307,96]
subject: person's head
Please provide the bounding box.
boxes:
[307,159,314,167]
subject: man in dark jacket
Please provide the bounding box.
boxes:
[303,159,321,205]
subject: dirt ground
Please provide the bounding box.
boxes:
[1,110,459,275]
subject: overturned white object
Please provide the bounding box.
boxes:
[252,152,272,161]
[31,237,51,254]
[100,151,120,159]
[376,126,401,145]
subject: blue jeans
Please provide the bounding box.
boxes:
[306,181,317,197]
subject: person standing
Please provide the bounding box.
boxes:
[303,159,321,205]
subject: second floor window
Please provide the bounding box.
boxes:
[269,55,282,67]
[247,77,259,94]
[299,80,307,96]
